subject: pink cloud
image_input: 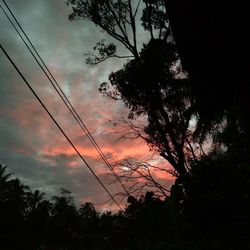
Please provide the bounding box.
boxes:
[4,59,175,211]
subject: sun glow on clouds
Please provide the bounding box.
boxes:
[0,0,175,210]
[5,76,174,208]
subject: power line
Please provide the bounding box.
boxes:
[1,0,129,196]
[0,44,123,211]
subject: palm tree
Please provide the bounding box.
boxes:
[26,189,45,212]
[0,163,13,203]
[7,178,29,215]
[79,202,97,220]
[0,163,12,184]
[0,178,29,248]
[8,178,29,196]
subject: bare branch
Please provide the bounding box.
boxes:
[133,0,141,18]
[110,159,172,199]
[85,52,133,66]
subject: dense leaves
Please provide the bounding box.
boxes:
[1,159,250,249]
[167,1,250,146]
[67,0,202,179]
[64,3,250,247]
[67,0,250,181]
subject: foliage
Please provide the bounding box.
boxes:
[66,0,250,182]
[1,161,250,249]
[67,0,201,179]
[167,1,250,149]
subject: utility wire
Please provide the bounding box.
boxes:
[1,0,129,196]
[0,44,123,211]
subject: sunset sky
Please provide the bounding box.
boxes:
[0,0,173,210]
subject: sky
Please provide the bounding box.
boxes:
[0,0,173,210]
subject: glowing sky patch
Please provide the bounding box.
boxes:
[0,0,174,210]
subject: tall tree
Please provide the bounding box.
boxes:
[0,163,12,185]
[166,0,250,148]
[48,188,79,248]
[0,163,12,202]
[26,189,45,213]
[66,0,198,179]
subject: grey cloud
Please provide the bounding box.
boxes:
[0,0,170,210]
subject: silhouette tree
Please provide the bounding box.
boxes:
[7,178,29,214]
[67,0,141,59]
[26,189,45,212]
[0,163,12,204]
[79,202,97,220]
[0,163,12,185]
[1,162,249,249]
[25,190,51,249]
[66,0,199,180]
[47,188,79,249]
[77,202,100,249]
[167,1,250,148]
[65,3,250,247]
[67,0,250,160]
[0,178,29,249]
[114,159,171,198]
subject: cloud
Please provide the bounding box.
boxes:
[0,0,174,210]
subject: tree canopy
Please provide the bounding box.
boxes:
[1,162,250,249]
[67,0,250,181]
[67,0,200,180]
[64,2,250,248]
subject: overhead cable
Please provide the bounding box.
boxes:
[0,44,123,211]
[1,0,129,196]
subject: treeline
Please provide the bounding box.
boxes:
[1,151,250,250]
